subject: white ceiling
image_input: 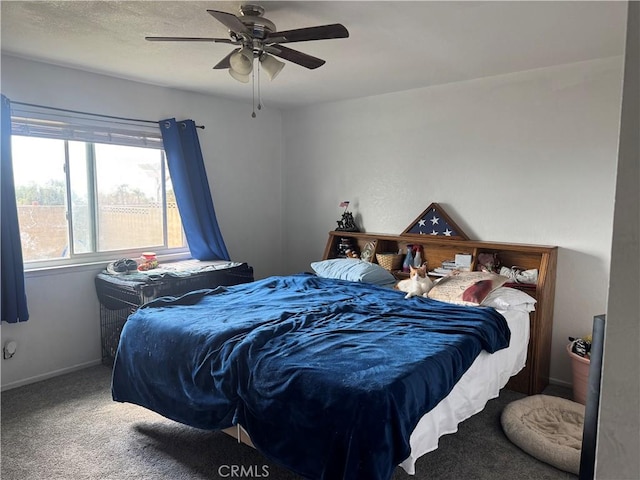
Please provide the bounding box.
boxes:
[0,1,627,109]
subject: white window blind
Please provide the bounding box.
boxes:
[10,104,164,149]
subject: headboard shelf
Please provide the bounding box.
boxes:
[323,230,558,395]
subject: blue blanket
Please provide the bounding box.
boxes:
[112,274,509,480]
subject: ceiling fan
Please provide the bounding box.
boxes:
[146,4,349,83]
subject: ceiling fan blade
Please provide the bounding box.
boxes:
[146,36,235,44]
[267,24,349,44]
[213,49,239,69]
[266,45,325,70]
[207,9,249,34]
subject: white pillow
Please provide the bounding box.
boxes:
[481,287,537,312]
[310,258,397,287]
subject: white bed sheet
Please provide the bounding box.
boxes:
[400,308,530,474]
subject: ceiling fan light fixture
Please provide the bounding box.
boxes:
[260,54,285,81]
[147,6,349,115]
[228,68,250,83]
[229,47,254,75]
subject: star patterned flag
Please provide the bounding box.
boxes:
[406,207,459,236]
[339,201,350,208]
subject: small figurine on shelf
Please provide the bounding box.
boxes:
[345,249,359,259]
[336,201,360,232]
[413,245,423,268]
[402,245,414,272]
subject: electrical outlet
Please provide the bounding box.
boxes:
[3,341,17,359]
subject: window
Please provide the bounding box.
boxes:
[11,109,186,268]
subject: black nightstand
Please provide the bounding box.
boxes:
[95,260,254,365]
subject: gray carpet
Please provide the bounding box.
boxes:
[1,365,578,480]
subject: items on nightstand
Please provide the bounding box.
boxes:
[137,252,159,271]
[106,258,138,275]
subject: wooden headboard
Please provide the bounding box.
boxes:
[323,231,558,395]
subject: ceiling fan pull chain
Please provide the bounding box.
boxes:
[251,57,257,118]
[257,62,263,111]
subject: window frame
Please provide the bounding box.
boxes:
[10,111,189,271]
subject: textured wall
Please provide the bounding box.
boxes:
[597,2,640,478]
[282,57,624,386]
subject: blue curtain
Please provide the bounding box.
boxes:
[1,94,29,323]
[160,118,230,261]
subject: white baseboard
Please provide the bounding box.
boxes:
[549,376,572,389]
[1,359,103,392]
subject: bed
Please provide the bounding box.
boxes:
[112,266,536,480]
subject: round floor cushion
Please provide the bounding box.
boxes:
[501,394,585,475]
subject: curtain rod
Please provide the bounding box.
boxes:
[10,101,205,130]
